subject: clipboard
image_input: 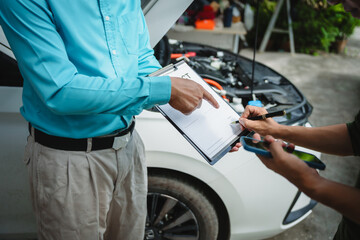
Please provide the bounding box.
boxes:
[149,60,249,165]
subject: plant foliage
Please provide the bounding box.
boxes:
[246,0,360,54]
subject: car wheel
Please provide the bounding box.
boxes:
[145,173,219,240]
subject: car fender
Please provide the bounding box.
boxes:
[137,110,260,231]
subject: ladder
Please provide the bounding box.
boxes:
[259,0,295,54]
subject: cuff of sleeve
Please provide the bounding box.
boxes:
[147,76,171,106]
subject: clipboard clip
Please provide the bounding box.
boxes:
[148,62,182,77]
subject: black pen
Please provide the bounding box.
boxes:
[231,110,286,124]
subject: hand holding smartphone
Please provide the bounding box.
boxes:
[240,136,326,170]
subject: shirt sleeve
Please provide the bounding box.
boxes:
[0,0,171,116]
[136,7,172,106]
[137,8,163,76]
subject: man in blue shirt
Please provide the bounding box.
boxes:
[0,0,219,239]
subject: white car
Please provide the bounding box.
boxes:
[0,0,320,239]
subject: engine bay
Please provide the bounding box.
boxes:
[154,37,312,125]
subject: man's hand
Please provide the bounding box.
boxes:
[239,105,281,137]
[259,137,360,225]
[241,105,268,118]
[169,77,219,114]
[256,135,318,186]
[229,142,242,152]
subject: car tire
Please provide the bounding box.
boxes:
[145,173,219,240]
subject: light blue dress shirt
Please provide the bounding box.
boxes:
[0,0,171,138]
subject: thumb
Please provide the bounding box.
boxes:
[268,139,286,158]
[238,118,246,130]
[239,118,255,131]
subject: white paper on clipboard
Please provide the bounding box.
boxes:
[149,60,247,165]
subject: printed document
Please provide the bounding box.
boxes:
[150,61,244,164]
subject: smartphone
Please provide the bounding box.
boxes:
[240,136,326,170]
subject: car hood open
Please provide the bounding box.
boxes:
[142,0,193,48]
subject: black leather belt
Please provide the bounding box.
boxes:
[30,121,135,151]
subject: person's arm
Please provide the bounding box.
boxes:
[0,1,216,117]
[137,9,163,77]
[257,135,360,225]
[240,105,353,156]
[272,124,353,156]
[136,8,219,114]
[0,1,171,116]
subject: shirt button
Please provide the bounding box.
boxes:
[112,50,117,55]
[105,16,110,21]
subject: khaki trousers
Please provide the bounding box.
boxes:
[24,130,147,240]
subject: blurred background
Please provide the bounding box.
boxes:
[166,0,360,55]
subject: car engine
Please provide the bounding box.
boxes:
[154,37,312,126]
